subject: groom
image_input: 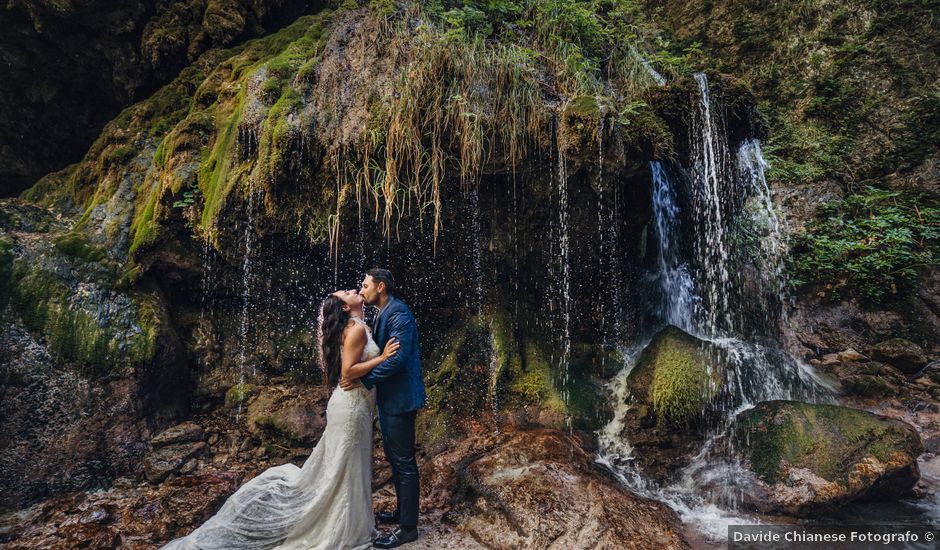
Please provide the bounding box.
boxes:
[342,268,426,548]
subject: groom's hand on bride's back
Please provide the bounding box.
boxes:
[339,377,363,391]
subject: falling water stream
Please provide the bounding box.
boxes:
[557,137,572,430]
[596,74,834,541]
[235,179,261,421]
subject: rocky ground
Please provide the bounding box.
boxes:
[0,397,689,549]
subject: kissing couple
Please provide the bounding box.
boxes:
[162,268,427,550]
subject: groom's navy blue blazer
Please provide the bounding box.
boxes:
[361,295,427,416]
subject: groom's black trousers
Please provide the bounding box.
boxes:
[378,410,419,529]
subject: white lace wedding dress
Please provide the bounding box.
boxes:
[162,318,379,550]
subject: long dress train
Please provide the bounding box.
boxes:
[161,319,378,550]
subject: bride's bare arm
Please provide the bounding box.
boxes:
[344,336,399,382]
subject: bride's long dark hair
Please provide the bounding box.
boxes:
[318,295,349,388]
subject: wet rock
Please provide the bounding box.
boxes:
[425,427,689,549]
[151,421,205,447]
[225,383,257,408]
[246,385,329,447]
[811,353,905,397]
[156,470,243,532]
[872,338,929,374]
[732,400,924,516]
[143,442,208,484]
[613,326,730,480]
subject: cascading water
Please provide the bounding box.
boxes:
[556,140,572,430]
[235,179,261,420]
[649,161,696,332]
[470,184,484,316]
[597,73,832,540]
[689,73,734,336]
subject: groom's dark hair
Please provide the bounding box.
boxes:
[366,268,395,293]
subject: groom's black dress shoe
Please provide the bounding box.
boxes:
[372,527,418,548]
[376,510,399,525]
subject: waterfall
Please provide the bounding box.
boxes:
[556,143,572,428]
[689,73,734,336]
[597,74,832,541]
[470,184,483,316]
[650,161,696,332]
[235,179,261,420]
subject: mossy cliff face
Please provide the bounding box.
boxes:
[0,199,188,510]
[0,0,311,197]
[2,0,773,512]
[732,400,924,516]
[26,3,746,429]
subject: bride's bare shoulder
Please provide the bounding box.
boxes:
[343,320,368,343]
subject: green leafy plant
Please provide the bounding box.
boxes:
[790,187,940,302]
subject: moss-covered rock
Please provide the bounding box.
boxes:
[225,383,257,407]
[53,232,107,263]
[733,400,923,516]
[245,385,329,447]
[627,325,727,426]
[559,95,603,154]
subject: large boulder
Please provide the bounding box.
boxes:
[246,385,329,447]
[871,338,929,374]
[615,325,729,479]
[732,400,924,516]
[422,427,689,550]
[627,326,728,426]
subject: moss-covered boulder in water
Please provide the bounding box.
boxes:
[612,326,729,481]
[627,325,727,426]
[733,400,923,516]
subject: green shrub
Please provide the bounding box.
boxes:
[790,187,940,302]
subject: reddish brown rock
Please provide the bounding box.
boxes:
[872,338,930,374]
[151,422,206,447]
[143,442,208,484]
[421,427,689,550]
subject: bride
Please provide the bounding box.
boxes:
[161,289,399,549]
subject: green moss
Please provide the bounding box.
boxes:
[105,146,136,167]
[628,326,725,425]
[261,77,282,99]
[735,401,923,485]
[4,259,158,377]
[21,165,79,209]
[6,265,111,374]
[129,180,162,254]
[509,341,567,414]
[560,95,602,151]
[226,383,257,407]
[0,237,13,311]
[53,232,106,262]
[198,96,245,230]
